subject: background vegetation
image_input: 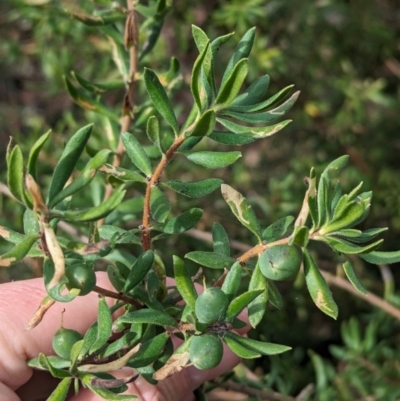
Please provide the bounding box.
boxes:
[1,0,400,399]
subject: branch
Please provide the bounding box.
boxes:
[185,229,400,321]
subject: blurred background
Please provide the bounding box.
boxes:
[1,0,400,399]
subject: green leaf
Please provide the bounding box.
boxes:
[144,68,179,134]
[100,164,146,183]
[48,124,93,204]
[212,222,230,256]
[360,250,400,265]
[51,186,126,222]
[185,251,235,269]
[82,376,137,400]
[124,250,154,293]
[181,150,241,169]
[248,263,268,328]
[262,216,295,242]
[161,208,203,234]
[230,84,295,112]
[344,227,387,243]
[49,149,112,207]
[23,209,40,236]
[225,332,291,356]
[7,144,25,204]
[64,76,118,121]
[217,118,292,138]
[223,91,300,122]
[121,132,152,177]
[321,155,349,179]
[27,130,51,179]
[319,236,383,255]
[267,280,283,309]
[191,40,211,111]
[209,131,256,146]
[128,332,169,368]
[230,75,270,107]
[78,323,100,360]
[220,27,255,86]
[190,110,216,137]
[116,308,178,328]
[289,226,309,247]
[162,178,222,198]
[221,262,242,300]
[107,265,125,292]
[174,256,198,310]
[72,71,124,93]
[215,59,248,109]
[0,234,39,267]
[221,184,262,241]
[146,116,162,151]
[139,18,165,61]
[150,186,171,223]
[342,260,367,295]
[100,25,129,79]
[89,297,113,354]
[38,354,72,379]
[226,289,263,321]
[303,249,338,319]
[224,335,260,359]
[46,377,72,401]
[316,175,330,228]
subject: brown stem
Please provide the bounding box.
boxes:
[141,135,185,250]
[184,229,400,321]
[214,380,296,401]
[237,237,289,264]
[98,3,139,226]
[93,285,142,309]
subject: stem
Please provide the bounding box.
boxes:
[237,237,289,264]
[93,285,142,309]
[141,135,185,250]
[98,2,139,226]
[184,229,400,321]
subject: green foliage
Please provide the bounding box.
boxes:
[0,1,399,400]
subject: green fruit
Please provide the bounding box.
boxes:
[52,327,83,359]
[195,287,229,324]
[65,264,96,296]
[259,244,302,281]
[189,334,223,370]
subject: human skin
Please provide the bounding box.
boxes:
[0,273,248,401]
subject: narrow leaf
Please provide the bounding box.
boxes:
[190,110,216,137]
[0,234,39,267]
[342,260,367,295]
[212,222,230,256]
[262,216,295,242]
[224,335,260,359]
[191,40,211,111]
[46,377,72,401]
[226,289,263,321]
[221,27,255,86]
[226,332,291,355]
[7,144,25,203]
[185,251,234,269]
[144,68,179,134]
[27,130,51,179]
[90,297,113,354]
[150,186,171,223]
[146,116,161,150]
[128,332,169,368]
[173,256,197,310]
[230,75,270,106]
[319,236,383,255]
[221,262,242,300]
[221,184,262,241]
[181,151,241,169]
[215,59,248,108]
[248,263,268,327]
[161,208,203,234]
[48,124,93,204]
[121,132,152,176]
[162,178,223,198]
[303,249,338,319]
[116,309,178,328]
[124,250,154,293]
[360,250,400,265]
[209,131,256,146]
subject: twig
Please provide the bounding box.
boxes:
[216,380,296,401]
[93,285,142,309]
[184,229,400,321]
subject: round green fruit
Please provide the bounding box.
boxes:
[189,334,223,370]
[65,264,96,296]
[52,327,83,359]
[259,244,302,281]
[195,287,229,324]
